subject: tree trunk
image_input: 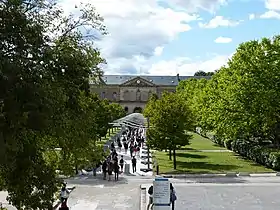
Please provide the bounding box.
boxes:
[169,149,172,160]
[75,164,78,175]
[173,149,176,170]
[109,128,111,136]
[165,148,167,152]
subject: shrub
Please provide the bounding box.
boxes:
[231,139,280,171]
[212,135,224,146]
[224,139,233,150]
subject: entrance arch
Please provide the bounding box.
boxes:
[133,107,142,113]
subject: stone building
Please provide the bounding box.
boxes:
[90,74,209,113]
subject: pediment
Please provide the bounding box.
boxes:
[120,76,155,87]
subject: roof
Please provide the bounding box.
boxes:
[101,75,210,86]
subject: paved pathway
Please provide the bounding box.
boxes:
[4,176,280,209]
[173,182,280,210]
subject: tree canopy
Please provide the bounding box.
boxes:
[178,36,280,146]
[144,92,194,169]
[194,70,215,76]
[0,0,124,209]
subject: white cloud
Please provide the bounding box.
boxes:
[265,0,280,11]
[260,10,280,19]
[214,36,232,43]
[249,13,255,20]
[199,16,240,28]
[58,0,231,75]
[154,46,164,56]
[166,0,228,13]
[148,54,232,75]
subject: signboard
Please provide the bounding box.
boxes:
[153,178,170,205]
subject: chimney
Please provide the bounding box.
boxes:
[176,73,181,82]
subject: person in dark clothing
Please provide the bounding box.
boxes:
[102,160,107,180]
[108,161,113,181]
[124,142,128,154]
[118,141,122,152]
[111,142,115,151]
[170,183,177,210]
[130,145,134,157]
[114,161,120,181]
[132,156,137,173]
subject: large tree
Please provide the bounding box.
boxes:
[0,0,110,209]
[182,36,280,147]
[144,92,194,169]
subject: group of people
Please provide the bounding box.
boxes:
[115,127,145,173]
[101,149,124,181]
[113,127,145,158]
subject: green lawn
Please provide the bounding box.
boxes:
[183,133,227,150]
[96,128,120,145]
[154,133,274,174]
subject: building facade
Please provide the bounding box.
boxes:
[90,74,209,113]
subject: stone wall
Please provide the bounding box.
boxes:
[90,84,177,113]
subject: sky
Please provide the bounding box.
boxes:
[59,0,280,76]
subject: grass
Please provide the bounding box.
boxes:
[182,133,227,151]
[96,127,120,146]
[154,133,275,174]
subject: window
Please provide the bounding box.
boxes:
[136,89,141,101]
[113,92,117,100]
[101,91,105,99]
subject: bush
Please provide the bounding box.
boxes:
[224,139,233,150]
[231,139,280,171]
[212,135,224,146]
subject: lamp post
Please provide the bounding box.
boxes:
[147,117,150,170]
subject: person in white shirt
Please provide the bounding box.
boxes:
[60,183,70,204]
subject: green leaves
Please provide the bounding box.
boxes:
[145,92,194,169]
[0,0,119,209]
[178,35,280,146]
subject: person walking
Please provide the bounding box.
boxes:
[119,155,124,172]
[147,185,154,210]
[132,156,137,173]
[124,142,128,154]
[102,160,107,180]
[170,183,177,210]
[130,145,134,158]
[108,161,113,181]
[114,161,120,181]
[60,183,70,206]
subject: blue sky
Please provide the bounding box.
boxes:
[60,0,280,75]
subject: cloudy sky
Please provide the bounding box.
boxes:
[59,0,280,76]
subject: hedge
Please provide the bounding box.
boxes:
[231,139,280,171]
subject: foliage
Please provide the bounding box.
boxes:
[194,70,215,76]
[224,139,233,150]
[231,140,280,170]
[0,0,122,209]
[144,92,194,169]
[177,35,280,171]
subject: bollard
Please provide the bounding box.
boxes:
[156,165,159,175]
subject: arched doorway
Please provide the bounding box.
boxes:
[133,107,142,113]
[124,106,128,112]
